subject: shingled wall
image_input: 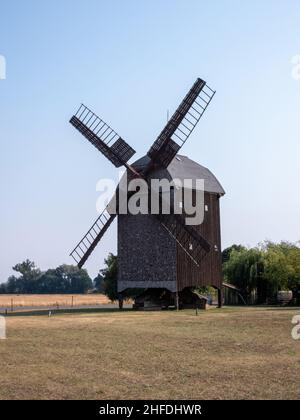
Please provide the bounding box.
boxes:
[118,214,177,293]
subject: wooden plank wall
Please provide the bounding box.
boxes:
[177,192,222,291]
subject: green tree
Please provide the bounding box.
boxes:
[0,283,6,293]
[101,254,118,301]
[261,241,300,298]
[38,269,64,293]
[6,276,19,293]
[222,244,246,264]
[223,241,300,304]
[93,272,104,292]
[13,260,39,277]
[56,265,92,294]
[223,247,264,302]
[39,265,93,294]
[11,260,41,293]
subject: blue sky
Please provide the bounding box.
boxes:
[0,0,299,282]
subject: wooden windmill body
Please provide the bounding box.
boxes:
[69,79,225,308]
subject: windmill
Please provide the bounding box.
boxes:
[69,78,225,309]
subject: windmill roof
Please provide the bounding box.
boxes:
[132,155,225,195]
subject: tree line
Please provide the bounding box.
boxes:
[1,240,300,303]
[0,260,93,294]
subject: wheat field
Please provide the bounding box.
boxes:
[0,294,111,309]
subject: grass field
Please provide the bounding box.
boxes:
[0,294,111,309]
[0,306,299,400]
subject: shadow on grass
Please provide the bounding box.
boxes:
[2,305,300,318]
[215,305,300,312]
[2,307,134,317]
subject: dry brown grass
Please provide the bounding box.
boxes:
[0,294,111,309]
[0,306,300,400]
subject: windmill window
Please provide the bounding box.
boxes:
[205,205,209,212]
[189,243,193,251]
[214,245,219,252]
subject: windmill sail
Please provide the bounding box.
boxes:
[147,78,215,168]
[70,104,135,168]
[70,209,116,268]
[156,214,211,266]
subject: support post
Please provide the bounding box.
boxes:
[118,293,124,310]
[217,287,223,308]
[176,291,179,311]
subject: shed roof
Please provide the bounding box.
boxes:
[133,155,225,196]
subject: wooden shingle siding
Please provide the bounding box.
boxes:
[118,214,177,293]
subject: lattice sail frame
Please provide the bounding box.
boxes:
[147,79,215,168]
[70,104,135,167]
[70,209,116,269]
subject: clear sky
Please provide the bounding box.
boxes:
[1,0,299,282]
